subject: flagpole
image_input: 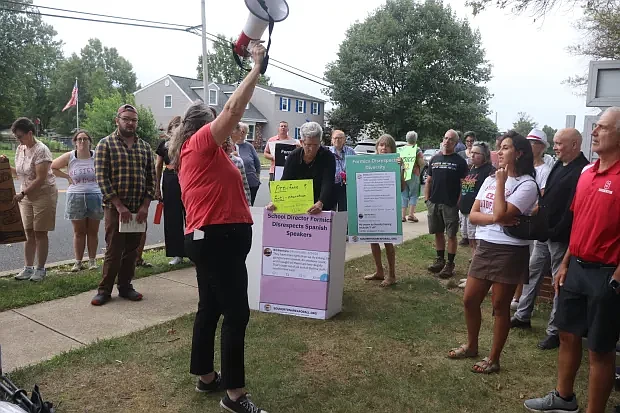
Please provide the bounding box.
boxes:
[75,77,79,130]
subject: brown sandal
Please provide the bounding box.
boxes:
[448,344,478,359]
[380,277,396,287]
[364,273,385,281]
[471,357,500,374]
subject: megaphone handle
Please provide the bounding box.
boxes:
[260,15,275,75]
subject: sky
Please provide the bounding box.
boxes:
[38,0,603,133]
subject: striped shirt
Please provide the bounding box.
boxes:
[329,145,356,184]
[229,154,251,206]
[94,130,155,212]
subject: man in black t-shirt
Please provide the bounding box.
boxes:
[424,129,468,278]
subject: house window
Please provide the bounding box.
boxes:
[280,97,290,112]
[296,99,304,113]
[164,95,172,108]
[247,124,255,140]
[209,89,217,105]
[294,127,301,139]
[311,102,321,115]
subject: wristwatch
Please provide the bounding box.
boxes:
[609,278,620,291]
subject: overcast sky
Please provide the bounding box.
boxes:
[39,0,601,133]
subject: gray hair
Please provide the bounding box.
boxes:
[406,130,418,145]
[169,100,216,169]
[446,129,459,141]
[300,121,323,141]
[472,141,491,163]
[237,122,249,136]
[604,107,620,133]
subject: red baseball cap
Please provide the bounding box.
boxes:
[117,104,138,116]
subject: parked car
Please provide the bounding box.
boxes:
[421,148,440,185]
[353,140,407,155]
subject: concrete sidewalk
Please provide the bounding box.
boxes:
[1,216,430,373]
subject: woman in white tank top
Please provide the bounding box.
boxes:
[51,130,103,272]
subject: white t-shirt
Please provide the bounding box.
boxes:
[535,163,551,190]
[474,175,538,246]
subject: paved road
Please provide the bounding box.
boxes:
[1,170,272,272]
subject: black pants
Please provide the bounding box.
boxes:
[332,183,347,211]
[249,186,259,206]
[185,223,252,389]
[162,169,185,257]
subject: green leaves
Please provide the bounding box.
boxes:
[325,0,495,146]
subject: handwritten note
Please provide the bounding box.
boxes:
[118,214,147,233]
[270,179,314,214]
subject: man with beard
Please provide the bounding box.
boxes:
[91,104,155,306]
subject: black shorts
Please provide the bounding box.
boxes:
[555,256,620,353]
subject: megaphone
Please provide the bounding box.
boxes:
[234,0,289,57]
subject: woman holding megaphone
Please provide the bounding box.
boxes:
[168,43,268,413]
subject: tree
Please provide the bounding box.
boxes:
[465,0,610,17]
[324,0,492,147]
[512,112,537,136]
[326,107,365,141]
[542,124,557,154]
[196,35,271,85]
[47,38,138,134]
[0,0,63,128]
[82,92,158,146]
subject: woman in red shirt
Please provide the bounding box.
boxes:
[168,44,267,413]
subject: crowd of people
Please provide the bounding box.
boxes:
[2,39,620,411]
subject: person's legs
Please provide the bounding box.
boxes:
[71,219,87,262]
[136,226,147,263]
[462,276,492,354]
[23,229,36,267]
[587,350,615,413]
[250,186,259,206]
[557,331,582,398]
[370,243,385,278]
[117,232,142,293]
[162,171,186,258]
[98,208,125,296]
[401,190,409,220]
[85,218,101,260]
[427,201,446,272]
[19,200,35,267]
[545,241,569,337]
[513,240,551,323]
[33,231,49,269]
[488,282,519,364]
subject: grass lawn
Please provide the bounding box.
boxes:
[0,248,192,312]
[0,149,66,162]
[8,234,614,413]
[258,153,270,168]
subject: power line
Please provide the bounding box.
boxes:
[2,1,332,88]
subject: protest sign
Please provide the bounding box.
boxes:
[269,179,313,215]
[0,157,26,244]
[273,142,298,180]
[345,154,403,244]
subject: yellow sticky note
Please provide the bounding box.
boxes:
[270,179,314,214]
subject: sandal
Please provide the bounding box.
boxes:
[407,215,418,223]
[448,344,478,359]
[380,277,396,287]
[364,273,385,281]
[471,357,500,374]
[402,217,407,222]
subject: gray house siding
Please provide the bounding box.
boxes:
[134,76,193,130]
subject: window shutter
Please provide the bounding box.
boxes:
[287,98,291,112]
[303,101,307,113]
[318,103,321,115]
[280,97,283,111]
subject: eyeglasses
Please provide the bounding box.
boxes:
[76,137,89,142]
[119,117,138,123]
[466,140,474,143]
[471,152,483,156]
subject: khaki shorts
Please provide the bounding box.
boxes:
[426,200,459,237]
[459,211,477,239]
[19,186,58,231]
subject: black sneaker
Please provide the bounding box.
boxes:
[220,393,267,413]
[91,293,111,306]
[195,372,222,393]
[510,316,532,329]
[428,257,446,273]
[538,334,560,350]
[459,238,469,246]
[438,262,456,279]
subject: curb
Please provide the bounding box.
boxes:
[0,243,165,278]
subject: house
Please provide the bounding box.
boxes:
[133,74,326,149]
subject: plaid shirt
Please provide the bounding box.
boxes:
[94,130,155,212]
[229,154,251,206]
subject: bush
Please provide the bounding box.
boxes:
[37,137,68,152]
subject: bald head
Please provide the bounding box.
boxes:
[553,128,582,164]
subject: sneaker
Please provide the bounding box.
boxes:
[118,289,143,301]
[459,238,469,246]
[91,293,111,306]
[510,298,519,311]
[29,268,46,282]
[70,262,83,272]
[136,259,152,268]
[88,259,98,270]
[14,267,34,280]
[428,257,446,273]
[195,372,222,393]
[220,393,267,413]
[524,390,578,412]
[538,334,560,350]
[438,262,456,279]
[169,257,183,265]
[510,316,532,329]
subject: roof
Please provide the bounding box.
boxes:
[168,75,268,123]
[254,85,325,102]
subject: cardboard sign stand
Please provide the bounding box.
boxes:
[0,157,26,244]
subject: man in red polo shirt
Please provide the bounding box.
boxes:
[525,107,620,413]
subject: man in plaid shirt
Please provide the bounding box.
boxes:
[91,104,155,306]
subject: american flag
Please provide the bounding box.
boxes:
[62,80,78,112]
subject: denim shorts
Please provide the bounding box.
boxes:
[65,192,104,220]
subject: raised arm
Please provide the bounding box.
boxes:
[210,44,266,146]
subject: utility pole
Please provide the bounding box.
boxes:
[201,0,209,104]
